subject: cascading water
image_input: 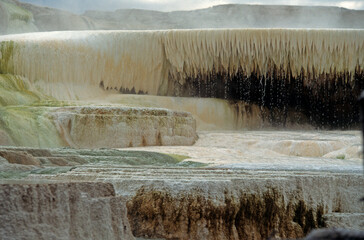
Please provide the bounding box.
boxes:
[0,27,364,240]
[0,29,363,130]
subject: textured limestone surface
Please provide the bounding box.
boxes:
[0,130,362,240]
[1,29,363,128]
[0,149,40,165]
[0,2,362,239]
[131,131,363,171]
[0,104,197,148]
[0,146,191,178]
[50,106,197,148]
[2,30,362,99]
[324,213,364,230]
[125,174,363,240]
[28,165,364,240]
[0,142,363,240]
[0,182,135,240]
[0,74,198,148]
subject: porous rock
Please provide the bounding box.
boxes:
[0,150,41,166]
[0,182,135,240]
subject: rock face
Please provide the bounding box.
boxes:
[51,106,198,148]
[0,146,189,171]
[0,182,135,240]
[0,150,40,165]
[1,30,363,128]
[0,73,198,148]
[123,173,363,240]
[324,213,364,230]
[37,166,364,240]
[0,150,363,240]
[128,187,322,239]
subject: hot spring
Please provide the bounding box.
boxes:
[0,29,363,240]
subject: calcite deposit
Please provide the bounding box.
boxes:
[0,3,363,239]
[1,29,363,127]
[0,143,363,240]
[0,182,135,240]
[51,106,197,148]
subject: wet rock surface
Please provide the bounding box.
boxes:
[0,146,190,175]
[0,129,363,240]
[119,170,363,240]
[1,172,362,240]
[1,29,362,129]
[0,182,135,240]
[51,106,198,148]
[324,213,364,230]
[0,150,41,165]
[0,3,362,238]
[0,132,363,239]
[25,165,364,240]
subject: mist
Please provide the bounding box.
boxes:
[0,0,364,239]
[0,0,363,35]
[17,0,364,14]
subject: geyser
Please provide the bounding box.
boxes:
[1,29,363,128]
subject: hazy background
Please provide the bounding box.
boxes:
[18,0,364,13]
[1,0,363,35]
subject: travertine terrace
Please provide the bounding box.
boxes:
[0,5,363,240]
[1,29,363,128]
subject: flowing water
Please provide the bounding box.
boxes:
[0,29,363,169]
[0,28,363,240]
[132,130,362,172]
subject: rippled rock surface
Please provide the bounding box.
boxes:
[1,29,363,128]
[51,106,197,148]
[0,182,135,240]
[0,140,363,240]
[0,10,363,240]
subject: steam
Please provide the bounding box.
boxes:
[17,0,364,13]
[0,0,363,35]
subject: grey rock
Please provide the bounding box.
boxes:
[0,182,135,240]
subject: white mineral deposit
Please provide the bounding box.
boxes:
[0,1,363,240]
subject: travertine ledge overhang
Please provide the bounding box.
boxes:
[1,29,363,127]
